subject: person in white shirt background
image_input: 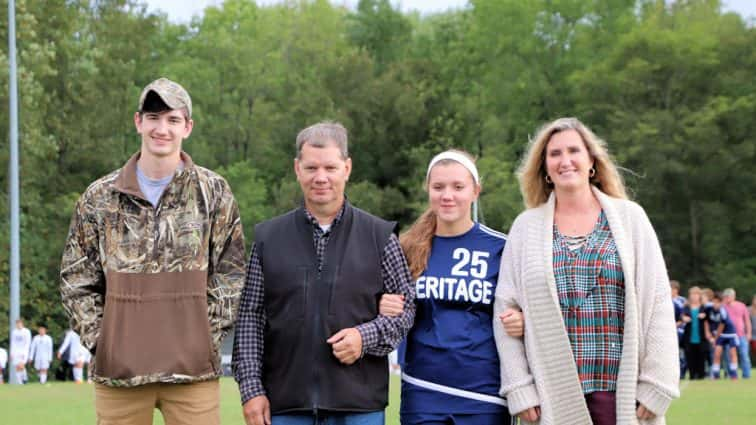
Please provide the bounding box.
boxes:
[10,318,32,384]
[29,324,54,384]
[0,346,7,384]
[57,329,83,383]
[77,345,93,383]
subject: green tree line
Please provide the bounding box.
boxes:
[1,0,754,345]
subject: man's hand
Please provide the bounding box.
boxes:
[636,403,657,420]
[379,294,405,317]
[499,308,524,337]
[242,395,271,425]
[327,328,363,365]
[517,406,541,423]
[56,352,62,360]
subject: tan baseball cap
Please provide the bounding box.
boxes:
[138,77,192,117]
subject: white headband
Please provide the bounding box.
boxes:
[426,151,480,185]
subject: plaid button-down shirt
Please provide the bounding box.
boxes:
[553,211,625,394]
[232,203,415,404]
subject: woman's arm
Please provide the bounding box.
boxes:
[493,223,541,418]
[632,204,681,417]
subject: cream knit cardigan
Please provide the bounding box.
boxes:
[493,187,679,425]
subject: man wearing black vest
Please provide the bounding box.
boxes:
[233,121,415,425]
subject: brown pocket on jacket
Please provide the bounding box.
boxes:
[96,270,214,379]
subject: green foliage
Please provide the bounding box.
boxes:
[0,0,754,344]
[347,0,412,70]
[572,0,756,289]
[216,160,273,248]
[476,155,521,232]
[347,180,406,222]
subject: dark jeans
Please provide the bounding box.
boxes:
[273,411,384,425]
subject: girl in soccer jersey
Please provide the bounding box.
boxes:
[381,150,521,425]
[29,325,54,384]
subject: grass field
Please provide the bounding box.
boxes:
[1,376,755,424]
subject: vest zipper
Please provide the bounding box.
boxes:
[312,238,326,416]
[312,273,321,416]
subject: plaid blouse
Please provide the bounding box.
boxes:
[553,210,625,394]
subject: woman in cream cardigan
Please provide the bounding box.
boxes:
[493,117,679,425]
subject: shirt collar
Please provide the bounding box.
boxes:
[303,201,346,232]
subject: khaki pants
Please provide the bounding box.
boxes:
[95,380,220,425]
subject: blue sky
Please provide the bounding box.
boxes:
[142,0,755,23]
[143,0,471,22]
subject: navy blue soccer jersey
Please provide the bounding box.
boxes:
[401,223,507,414]
[673,298,685,338]
[708,306,737,336]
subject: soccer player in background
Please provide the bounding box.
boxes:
[0,346,7,384]
[28,325,54,384]
[10,319,32,384]
[707,293,740,379]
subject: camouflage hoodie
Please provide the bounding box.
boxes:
[60,152,245,387]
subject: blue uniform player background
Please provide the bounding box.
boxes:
[401,223,508,417]
[672,294,686,378]
[709,305,738,342]
[708,295,739,379]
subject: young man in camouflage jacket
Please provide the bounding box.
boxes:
[60,78,246,425]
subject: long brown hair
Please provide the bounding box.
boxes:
[400,209,437,281]
[400,150,478,280]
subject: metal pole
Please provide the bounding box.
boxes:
[8,0,21,385]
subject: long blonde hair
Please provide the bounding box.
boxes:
[687,286,702,306]
[517,117,628,208]
[401,150,479,280]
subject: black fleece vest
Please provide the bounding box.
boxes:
[254,203,395,414]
